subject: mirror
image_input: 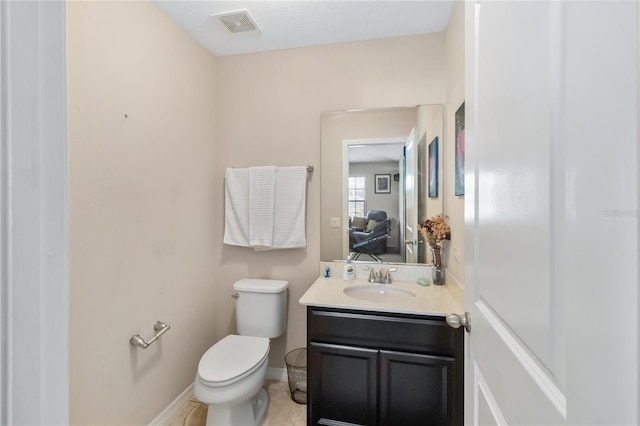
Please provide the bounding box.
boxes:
[321,105,444,264]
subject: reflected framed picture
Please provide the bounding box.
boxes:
[375,174,391,194]
[428,137,439,198]
[455,102,465,196]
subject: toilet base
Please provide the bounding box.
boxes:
[206,388,269,426]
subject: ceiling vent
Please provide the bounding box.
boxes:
[213,10,259,33]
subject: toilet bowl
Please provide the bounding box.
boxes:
[194,335,270,425]
[193,278,288,426]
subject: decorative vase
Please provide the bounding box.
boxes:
[430,246,445,286]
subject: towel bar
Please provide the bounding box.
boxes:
[230,165,313,172]
[130,321,170,349]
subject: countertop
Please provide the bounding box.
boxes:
[299,275,464,317]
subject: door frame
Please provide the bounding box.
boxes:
[0,1,69,424]
[342,137,406,260]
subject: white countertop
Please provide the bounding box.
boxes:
[299,275,464,317]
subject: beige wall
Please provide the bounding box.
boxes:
[417,105,445,263]
[444,0,466,289]
[68,1,218,424]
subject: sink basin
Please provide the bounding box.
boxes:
[343,284,416,303]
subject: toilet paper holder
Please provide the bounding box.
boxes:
[130,321,170,349]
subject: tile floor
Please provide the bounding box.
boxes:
[167,381,307,426]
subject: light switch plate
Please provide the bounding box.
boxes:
[453,247,460,263]
[330,217,341,228]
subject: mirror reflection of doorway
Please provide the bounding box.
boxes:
[320,105,444,265]
[346,138,407,263]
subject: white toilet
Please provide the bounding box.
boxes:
[194,278,288,426]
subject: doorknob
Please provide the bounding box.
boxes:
[446,312,471,332]
[405,240,415,245]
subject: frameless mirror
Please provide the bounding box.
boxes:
[320,105,444,264]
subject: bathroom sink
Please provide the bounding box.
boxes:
[343,284,416,303]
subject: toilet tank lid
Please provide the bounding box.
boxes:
[233,278,288,293]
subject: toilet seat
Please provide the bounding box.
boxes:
[198,335,269,387]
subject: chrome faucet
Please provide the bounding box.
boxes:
[363,266,397,284]
[363,266,380,283]
[381,267,397,284]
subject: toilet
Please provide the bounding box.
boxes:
[194,278,288,426]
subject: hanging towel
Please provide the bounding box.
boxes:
[248,166,276,249]
[272,166,307,249]
[223,168,250,247]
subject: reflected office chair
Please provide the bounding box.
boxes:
[350,218,391,262]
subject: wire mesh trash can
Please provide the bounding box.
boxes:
[284,347,307,404]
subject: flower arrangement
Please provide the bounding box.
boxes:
[418,214,451,249]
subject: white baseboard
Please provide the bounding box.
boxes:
[149,369,286,425]
[267,366,288,382]
[148,383,195,426]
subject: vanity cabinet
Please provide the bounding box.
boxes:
[307,306,463,426]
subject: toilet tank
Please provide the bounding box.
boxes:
[233,279,288,338]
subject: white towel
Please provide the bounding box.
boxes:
[272,166,307,249]
[223,168,250,247]
[248,166,276,249]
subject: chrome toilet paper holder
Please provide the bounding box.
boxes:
[130,321,170,349]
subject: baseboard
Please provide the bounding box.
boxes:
[149,369,286,425]
[267,366,288,382]
[148,383,195,426]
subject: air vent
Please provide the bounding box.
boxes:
[213,10,259,33]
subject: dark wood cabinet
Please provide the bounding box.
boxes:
[307,306,463,426]
[308,342,378,425]
[379,350,456,425]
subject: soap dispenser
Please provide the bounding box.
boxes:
[343,256,355,280]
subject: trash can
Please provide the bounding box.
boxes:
[284,347,307,404]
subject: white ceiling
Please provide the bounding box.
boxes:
[153,0,457,57]
[349,143,405,164]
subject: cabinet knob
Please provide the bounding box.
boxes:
[446,312,471,333]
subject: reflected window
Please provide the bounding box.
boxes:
[348,176,366,217]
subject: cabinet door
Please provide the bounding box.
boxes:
[379,350,456,426]
[308,342,378,426]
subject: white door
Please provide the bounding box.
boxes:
[0,1,69,424]
[404,129,418,263]
[465,1,638,425]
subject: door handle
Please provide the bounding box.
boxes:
[446,312,471,333]
[405,240,415,245]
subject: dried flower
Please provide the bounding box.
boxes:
[419,214,451,249]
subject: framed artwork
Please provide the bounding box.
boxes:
[428,137,439,198]
[375,174,391,194]
[455,102,465,196]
